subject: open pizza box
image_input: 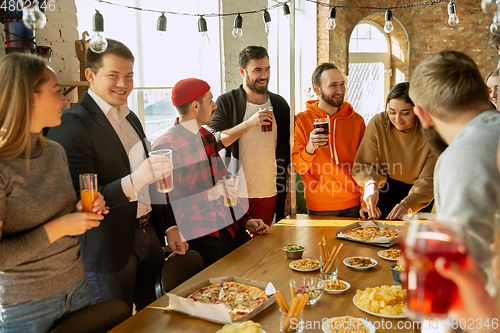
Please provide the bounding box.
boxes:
[335,220,403,248]
[166,276,276,324]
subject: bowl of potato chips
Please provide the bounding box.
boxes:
[324,279,350,294]
[353,285,407,318]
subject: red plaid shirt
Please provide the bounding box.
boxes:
[152,119,250,241]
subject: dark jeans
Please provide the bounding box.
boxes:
[308,204,361,218]
[86,222,164,314]
[187,227,251,267]
[378,176,433,219]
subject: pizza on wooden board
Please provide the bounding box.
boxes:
[187,282,268,321]
[339,226,401,243]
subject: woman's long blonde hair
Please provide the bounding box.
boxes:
[0,53,48,160]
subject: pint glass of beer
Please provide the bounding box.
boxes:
[313,118,329,147]
[222,175,239,207]
[149,149,174,193]
[259,106,273,132]
[79,173,98,213]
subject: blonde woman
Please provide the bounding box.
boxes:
[0,54,107,332]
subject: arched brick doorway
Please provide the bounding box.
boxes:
[346,12,410,123]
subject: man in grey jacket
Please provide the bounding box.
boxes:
[409,51,500,269]
[208,46,290,227]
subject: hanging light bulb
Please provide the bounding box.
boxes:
[283,3,291,16]
[482,0,498,15]
[22,3,47,30]
[327,7,336,31]
[198,16,210,48]
[384,9,394,33]
[89,10,108,53]
[283,3,293,25]
[157,12,167,34]
[448,1,459,27]
[491,10,500,33]
[232,14,243,38]
[263,10,272,34]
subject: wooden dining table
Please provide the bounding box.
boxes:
[110,214,419,333]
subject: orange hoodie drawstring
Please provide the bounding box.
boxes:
[329,118,339,164]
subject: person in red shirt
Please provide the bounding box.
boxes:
[152,78,268,266]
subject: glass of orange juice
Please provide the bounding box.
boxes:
[79,173,98,213]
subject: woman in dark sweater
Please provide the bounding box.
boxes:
[0,54,107,332]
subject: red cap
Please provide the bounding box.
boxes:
[171,78,210,107]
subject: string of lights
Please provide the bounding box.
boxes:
[19,0,465,53]
[305,0,449,10]
[91,0,288,17]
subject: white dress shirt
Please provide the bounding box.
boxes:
[87,89,151,218]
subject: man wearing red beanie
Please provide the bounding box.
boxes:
[208,46,290,228]
[152,78,269,266]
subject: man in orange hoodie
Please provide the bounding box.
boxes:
[292,63,366,216]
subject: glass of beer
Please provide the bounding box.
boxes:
[401,213,467,319]
[222,175,238,207]
[149,149,174,193]
[259,106,273,132]
[313,118,329,147]
[79,173,98,213]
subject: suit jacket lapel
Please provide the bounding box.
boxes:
[81,93,130,165]
[126,113,151,155]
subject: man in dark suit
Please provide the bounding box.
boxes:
[48,39,188,313]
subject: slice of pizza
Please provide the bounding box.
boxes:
[187,283,222,304]
[187,282,268,322]
[339,226,401,243]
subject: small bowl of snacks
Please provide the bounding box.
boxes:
[289,277,325,305]
[324,279,350,294]
[390,264,404,285]
[343,257,377,270]
[282,244,306,259]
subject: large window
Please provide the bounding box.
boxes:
[347,22,390,124]
[267,0,317,114]
[75,0,221,141]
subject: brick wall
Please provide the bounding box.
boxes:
[317,0,498,82]
[0,2,80,102]
[220,0,269,92]
[36,1,80,83]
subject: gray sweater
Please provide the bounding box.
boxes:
[0,133,84,304]
[435,110,500,267]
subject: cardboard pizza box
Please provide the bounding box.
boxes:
[335,220,403,248]
[166,276,276,324]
